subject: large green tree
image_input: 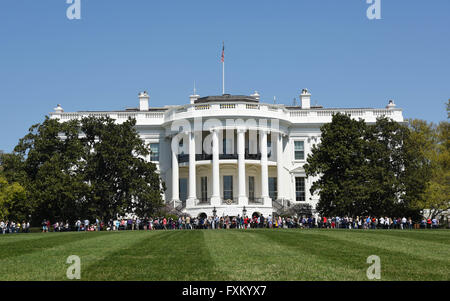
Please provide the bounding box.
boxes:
[2,116,164,224]
[365,118,431,218]
[9,117,88,223]
[305,113,428,218]
[304,113,371,217]
[413,120,450,218]
[80,116,164,222]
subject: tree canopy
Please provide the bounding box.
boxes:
[1,116,164,224]
[304,113,433,219]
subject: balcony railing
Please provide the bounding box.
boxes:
[196,153,212,161]
[219,154,238,160]
[245,151,261,160]
[196,198,211,205]
[179,152,270,162]
[221,197,239,205]
[249,198,264,205]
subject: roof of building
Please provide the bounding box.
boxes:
[195,94,259,104]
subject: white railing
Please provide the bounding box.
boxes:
[220,103,236,109]
[246,104,259,110]
[290,111,308,117]
[118,113,137,119]
[373,110,394,116]
[195,104,210,110]
[53,103,402,124]
[146,112,164,118]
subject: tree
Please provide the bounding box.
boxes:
[416,121,450,218]
[365,117,428,218]
[0,175,27,221]
[305,114,428,218]
[304,113,371,217]
[3,116,165,225]
[10,117,88,223]
[80,116,164,222]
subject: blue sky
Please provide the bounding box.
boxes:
[0,0,449,152]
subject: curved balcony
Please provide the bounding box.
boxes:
[178,152,271,163]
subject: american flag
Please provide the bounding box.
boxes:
[221,42,224,63]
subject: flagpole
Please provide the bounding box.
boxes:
[222,59,225,95]
[221,41,225,95]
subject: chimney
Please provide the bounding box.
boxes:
[386,99,396,109]
[54,104,64,113]
[190,93,200,104]
[300,89,311,109]
[251,91,260,101]
[139,91,149,111]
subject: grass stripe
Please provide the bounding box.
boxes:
[204,229,364,280]
[0,231,140,281]
[0,232,104,261]
[256,230,449,280]
[82,230,220,281]
[313,230,450,263]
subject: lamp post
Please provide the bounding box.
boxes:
[212,206,217,217]
[242,206,247,217]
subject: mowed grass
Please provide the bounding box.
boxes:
[0,229,449,281]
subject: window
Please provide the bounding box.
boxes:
[267,140,272,158]
[222,138,233,154]
[201,177,208,202]
[269,177,277,200]
[295,177,305,202]
[179,139,185,155]
[294,141,305,160]
[179,178,187,202]
[223,176,233,200]
[149,143,159,162]
[248,176,255,201]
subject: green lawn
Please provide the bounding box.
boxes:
[1,229,449,281]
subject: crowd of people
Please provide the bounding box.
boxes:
[0,220,30,234]
[0,215,443,234]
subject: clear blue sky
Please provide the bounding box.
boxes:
[0,0,449,152]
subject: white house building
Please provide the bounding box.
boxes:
[50,89,404,218]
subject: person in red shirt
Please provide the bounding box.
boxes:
[163,217,167,230]
[427,218,432,229]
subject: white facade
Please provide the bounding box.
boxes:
[50,91,404,218]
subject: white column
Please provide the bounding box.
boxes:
[260,129,269,200]
[276,132,283,200]
[211,129,220,205]
[237,128,248,205]
[187,131,196,207]
[171,135,180,204]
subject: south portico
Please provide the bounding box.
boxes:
[168,121,288,217]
